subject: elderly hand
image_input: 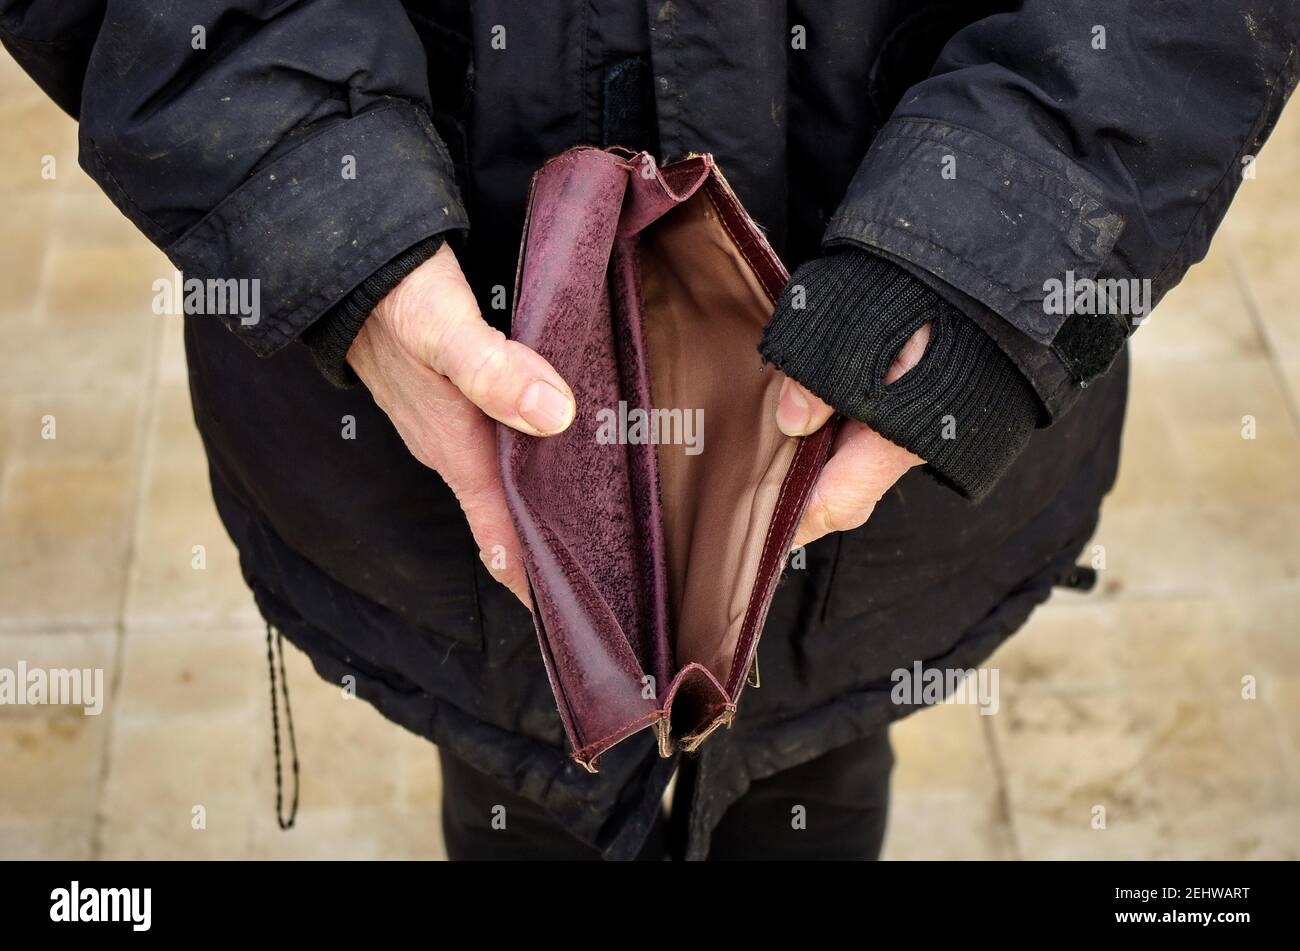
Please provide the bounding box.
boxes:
[347,242,574,605]
[774,323,930,548]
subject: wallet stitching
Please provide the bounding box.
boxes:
[572,710,665,760]
[728,425,833,695]
[704,177,789,296]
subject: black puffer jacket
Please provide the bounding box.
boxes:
[4,1,1295,859]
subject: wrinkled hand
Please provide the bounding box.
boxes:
[775,323,931,549]
[347,243,574,605]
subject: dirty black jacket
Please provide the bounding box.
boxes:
[4,1,1296,859]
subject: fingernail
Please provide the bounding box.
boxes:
[519,380,574,434]
[777,379,811,435]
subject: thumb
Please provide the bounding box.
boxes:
[776,378,834,436]
[397,246,577,436]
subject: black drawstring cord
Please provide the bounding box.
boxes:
[265,623,300,830]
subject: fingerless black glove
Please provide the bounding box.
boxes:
[760,250,1041,500]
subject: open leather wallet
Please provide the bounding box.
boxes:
[497,147,838,771]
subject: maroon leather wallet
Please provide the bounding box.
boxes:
[498,147,836,771]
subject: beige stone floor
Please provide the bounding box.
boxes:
[1,50,1298,860]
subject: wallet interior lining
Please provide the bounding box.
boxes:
[637,189,797,686]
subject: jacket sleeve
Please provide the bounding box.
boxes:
[0,0,469,356]
[820,0,1298,420]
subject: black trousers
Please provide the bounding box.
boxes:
[438,730,894,861]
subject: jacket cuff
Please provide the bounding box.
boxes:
[163,100,469,356]
[823,117,1125,347]
[301,234,446,388]
[760,251,1041,500]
